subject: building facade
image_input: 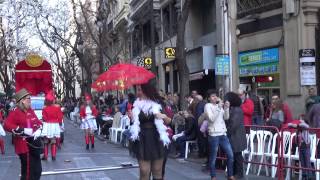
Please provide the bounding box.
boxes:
[106,0,320,118]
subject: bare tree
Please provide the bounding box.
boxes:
[0,26,15,97]
[176,0,192,109]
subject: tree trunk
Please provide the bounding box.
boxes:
[176,0,192,110]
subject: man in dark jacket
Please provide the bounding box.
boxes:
[174,111,197,159]
[194,95,207,158]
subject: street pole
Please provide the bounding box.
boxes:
[227,0,239,92]
[150,0,157,87]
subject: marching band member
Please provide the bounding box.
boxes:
[4,88,43,180]
[41,91,63,161]
[80,94,98,150]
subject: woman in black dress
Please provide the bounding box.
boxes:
[129,82,171,180]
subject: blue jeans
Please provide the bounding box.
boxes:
[300,145,311,178]
[252,115,264,126]
[176,135,188,158]
[208,135,234,178]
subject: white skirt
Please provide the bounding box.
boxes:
[80,118,97,130]
[41,122,61,138]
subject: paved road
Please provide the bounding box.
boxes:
[0,120,274,180]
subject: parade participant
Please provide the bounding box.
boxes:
[0,109,5,154]
[41,91,63,161]
[80,93,98,150]
[129,82,170,180]
[4,88,43,180]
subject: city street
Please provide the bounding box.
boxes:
[0,120,274,180]
[0,120,210,180]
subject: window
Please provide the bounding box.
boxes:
[162,1,178,40]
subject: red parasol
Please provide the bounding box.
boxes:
[92,63,155,92]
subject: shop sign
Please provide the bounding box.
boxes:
[239,62,278,76]
[299,49,316,86]
[215,55,229,75]
[136,56,153,69]
[165,47,176,59]
[239,48,279,66]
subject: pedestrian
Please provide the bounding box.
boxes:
[238,89,254,128]
[41,91,63,161]
[266,99,284,131]
[194,95,207,158]
[4,88,43,180]
[80,93,98,150]
[129,82,170,180]
[224,92,247,179]
[250,93,264,126]
[305,103,320,157]
[0,108,5,154]
[204,90,235,180]
[288,120,312,179]
[305,87,320,113]
[173,111,197,160]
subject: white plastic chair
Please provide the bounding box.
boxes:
[118,115,130,143]
[109,113,122,142]
[184,140,197,159]
[257,130,273,176]
[246,130,258,175]
[242,133,250,159]
[271,131,292,179]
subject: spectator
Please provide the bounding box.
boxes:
[118,94,128,115]
[266,99,284,130]
[250,93,264,126]
[305,103,320,157]
[305,87,320,113]
[224,92,247,179]
[205,90,235,180]
[172,93,180,113]
[173,111,197,160]
[238,89,254,127]
[191,90,198,98]
[265,94,293,124]
[194,95,207,158]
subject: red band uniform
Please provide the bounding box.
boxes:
[41,91,63,161]
[80,94,98,149]
[4,88,43,180]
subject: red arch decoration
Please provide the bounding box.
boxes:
[15,59,53,95]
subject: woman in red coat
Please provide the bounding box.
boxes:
[239,89,254,126]
[4,88,43,180]
[80,94,98,150]
[41,91,63,161]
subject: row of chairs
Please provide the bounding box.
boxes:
[109,115,130,143]
[244,129,320,180]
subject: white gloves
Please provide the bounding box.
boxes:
[33,128,42,140]
[172,132,184,141]
[24,128,33,136]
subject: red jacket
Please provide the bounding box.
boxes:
[80,105,98,119]
[241,98,254,126]
[265,103,293,124]
[42,105,63,123]
[4,108,42,154]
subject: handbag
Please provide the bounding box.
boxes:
[26,137,44,156]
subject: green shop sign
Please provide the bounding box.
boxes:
[239,48,279,66]
[239,62,279,76]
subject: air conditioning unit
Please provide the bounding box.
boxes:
[286,0,295,14]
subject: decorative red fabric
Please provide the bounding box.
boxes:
[15,60,53,95]
[45,91,55,101]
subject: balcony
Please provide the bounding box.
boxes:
[114,4,129,29]
[237,0,282,18]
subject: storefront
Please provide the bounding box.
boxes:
[238,47,280,103]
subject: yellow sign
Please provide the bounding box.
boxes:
[165,47,176,59]
[144,57,152,69]
[26,54,43,67]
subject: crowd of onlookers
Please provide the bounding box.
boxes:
[1,86,320,179]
